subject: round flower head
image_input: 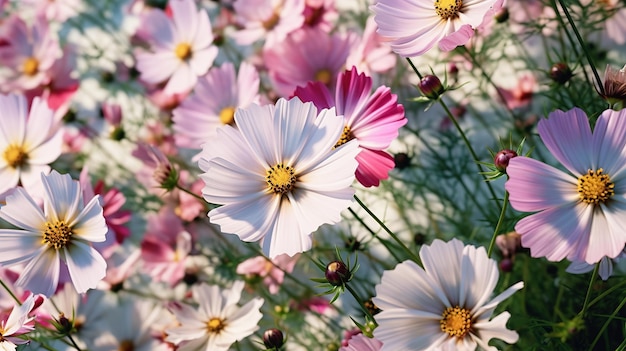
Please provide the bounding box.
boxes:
[506,108,626,264]
[0,171,108,296]
[373,239,523,351]
[198,97,360,258]
[371,0,503,57]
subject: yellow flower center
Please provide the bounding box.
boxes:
[266,164,296,195]
[42,220,73,250]
[315,68,333,85]
[334,125,353,148]
[219,106,236,125]
[23,57,39,76]
[118,340,135,351]
[206,317,225,334]
[577,168,615,205]
[175,43,192,60]
[3,144,28,168]
[434,0,463,20]
[440,306,472,338]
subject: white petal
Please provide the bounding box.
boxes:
[0,229,42,266]
[64,241,107,294]
[16,248,60,297]
[0,187,45,231]
[41,171,81,224]
[71,195,107,243]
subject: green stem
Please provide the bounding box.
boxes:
[175,183,206,203]
[348,207,404,264]
[0,279,21,305]
[405,57,423,79]
[587,278,626,309]
[577,262,599,318]
[588,294,626,350]
[556,0,605,96]
[487,191,509,258]
[353,195,421,264]
[345,283,376,325]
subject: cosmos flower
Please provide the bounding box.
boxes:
[198,97,359,258]
[506,108,626,264]
[0,293,41,351]
[231,0,305,48]
[371,0,503,57]
[373,239,523,351]
[293,66,406,187]
[0,171,108,296]
[340,334,383,351]
[172,62,260,149]
[134,0,218,95]
[165,281,264,351]
[0,93,63,197]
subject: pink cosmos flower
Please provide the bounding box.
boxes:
[236,253,299,294]
[0,293,41,350]
[263,27,354,97]
[345,17,396,75]
[371,0,503,57]
[340,334,383,351]
[293,67,406,187]
[134,0,218,95]
[496,73,536,110]
[506,108,626,264]
[303,0,338,32]
[231,0,305,48]
[19,0,82,22]
[0,94,63,197]
[0,171,108,296]
[172,62,260,149]
[0,14,62,92]
[140,207,192,286]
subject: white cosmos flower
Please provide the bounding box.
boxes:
[0,171,108,297]
[373,239,524,351]
[198,97,360,258]
[0,94,62,197]
[165,281,264,351]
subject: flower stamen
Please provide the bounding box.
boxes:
[440,306,472,338]
[23,57,39,76]
[334,125,353,148]
[266,164,296,195]
[206,317,225,334]
[175,43,193,60]
[434,0,463,20]
[219,106,236,125]
[3,144,28,168]
[42,220,73,250]
[577,168,615,205]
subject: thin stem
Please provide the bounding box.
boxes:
[353,195,421,264]
[577,262,599,318]
[348,207,404,264]
[0,279,21,305]
[556,0,605,96]
[67,334,83,351]
[588,294,626,350]
[345,284,376,325]
[487,191,509,258]
[405,57,423,79]
[175,183,206,203]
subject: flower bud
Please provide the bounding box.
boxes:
[418,75,445,100]
[494,7,509,23]
[494,149,517,172]
[325,260,351,286]
[263,328,285,349]
[550,62,573,84]
[499,258,514,272]
[394,152,411,170]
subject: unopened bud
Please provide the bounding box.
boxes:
[494,149,517,172]
[263,328,285,349]
[418,75,445,100]
[550,62,573,84]
[325,261,351,286]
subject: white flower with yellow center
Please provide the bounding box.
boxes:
[0,94,63,197]
[165,281,264,351]
[0,171,108,297]
[373,239,523,351]
[372,0,503,57]
[198,97,360,258]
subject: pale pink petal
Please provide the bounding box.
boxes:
[592,109,626,179]
[135,51,180,85]
[163,63,196,95]
[170,0,198,43]
[41,171,81,224]
[25,131,63,166]
[438,24,474,51]
[16,248,60,297]
[0,229,42,266]
[71,195,107,243]
[0,187,45,231]
[586,204,626,263]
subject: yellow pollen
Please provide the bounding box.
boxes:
[434,0,463,20]
[175,43,192,60]
[334,125,353,148]
[3,144,28,168]
[577,168,615,205]
[206,317,225,334]
[22,57,39,76]
[42,220,73,250]
[118,340,135,351]
[266,163,296,195]
[440,306,472,338]
[315,69,333,85]
[219,106,236,125]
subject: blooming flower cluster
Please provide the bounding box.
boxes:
[0,0,623,350]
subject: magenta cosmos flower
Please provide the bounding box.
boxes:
[0,171,108,296]
[198,97,359,258]
[135,0,218,95]
[372,0,503,57]
[172,62,260,149]
[506,108,626,264]
[294,67,406,187]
